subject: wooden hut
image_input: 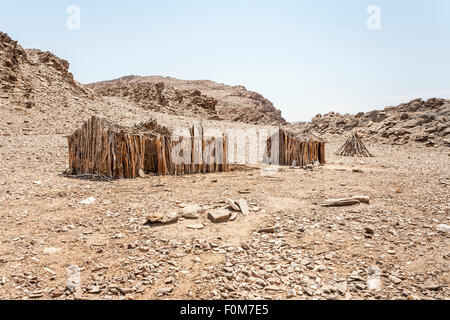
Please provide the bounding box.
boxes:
[67,116,147,179]
[67,116,229,179]
[276,129,326,167]
[67,116,325,179]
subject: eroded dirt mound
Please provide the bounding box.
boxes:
[296,98,450,147]
[88,81,222,121]
[89,75,288,125]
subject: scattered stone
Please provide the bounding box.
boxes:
[146,212,178,225]
[49,288,64,298]
[324,253,333,260]
[66,265,81,293]
[321,198,360,207]
[352,196,370,204]
[43,247,62,255]
[335,281,347,295]
[88,286,101,294]
[158,287,173,295]
[367,276,382,291]
[139,246,150,253]
[28,290,44,298]
[181,204,203,219]
[367,265,382,276]
[265,285,283,292]
[187,223,204,230]
[303,286,314,296]
[286,288,296,298]
[436,224,450,233]
[226,198,240,211]
[79,197,96,205]
[421,282,441,291]
[229,212,238,221]
[389,275,402,284]
[258,226,276,233]
[44,267,56,275]
[238,198,250,216]
[208,209,231,223]
[355,282,367,290]
[165,277,174,284]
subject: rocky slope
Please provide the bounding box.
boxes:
[1,31,287,135]
[88,80,222,121]
[0,31,103,135]
[0,32,219,135]
[88,76,288,125]
[0,32,93,108]
[294,98,450,147]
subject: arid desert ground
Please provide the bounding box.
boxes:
[0,135,448,300]
[0,30,449,300]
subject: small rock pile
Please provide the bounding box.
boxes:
[145,198,256,228]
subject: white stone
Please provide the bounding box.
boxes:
[367,275,382,291]
[187,224,204,230]
[436,224,450,233]
[43,247,62,254]
[79,197,95,205]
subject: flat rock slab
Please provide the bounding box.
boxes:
[436,224,450,233]
[146,212,178,225]
[43,247,62,254]
[182,212,201,219]
[238,198,250,216]
[182,204,202,214]
[259,226,276,233]
[79,197,95,205]
[182,204,204,219]
[226,198,240,211]
[208,209,231,223]
[351,196,370,204]
[187,223,204,230]
[321,196,370,207]
[229,211,238,221]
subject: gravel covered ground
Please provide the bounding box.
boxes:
[0,135,448,300]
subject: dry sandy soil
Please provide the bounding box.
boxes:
[0,134,448,300]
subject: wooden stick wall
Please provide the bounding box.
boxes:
[278,129,326,167]
[68,116,146,179]
[68,116,230,178]
[68,117,325,179]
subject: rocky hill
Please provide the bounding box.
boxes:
[88,80,222,121]
[88,76,288,125]
[1,31,287,136]
[0,32,219,135]
[0,31,107,135]
[0,32,93,106]
[294,98,450,147]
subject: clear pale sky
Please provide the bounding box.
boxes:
[1,0,449,121]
